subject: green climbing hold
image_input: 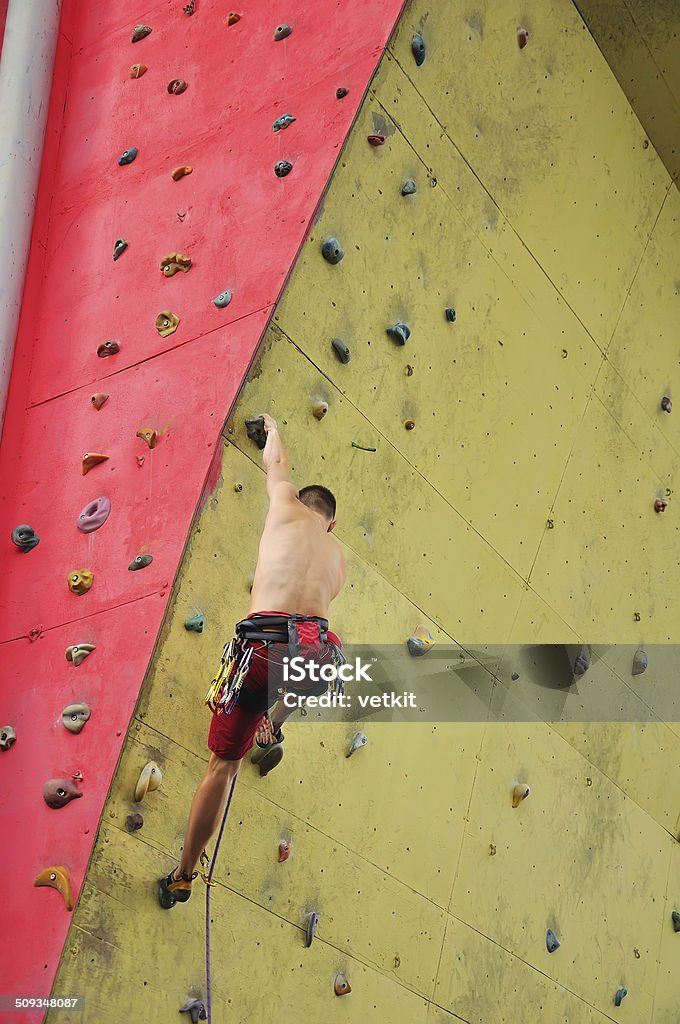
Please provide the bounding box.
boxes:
[185,614,205,633]
[113,238,128,261]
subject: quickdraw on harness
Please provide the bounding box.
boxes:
[204,613,345,715]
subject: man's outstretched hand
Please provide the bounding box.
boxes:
[260,412,278,434]
[255,714,276,746]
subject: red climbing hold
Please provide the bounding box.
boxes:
[278,840,291,862]
[367,134,386,146]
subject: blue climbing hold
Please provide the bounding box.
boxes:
[274,160,293,178]
[331,338,351,363]
[213,291,233,309]
[546,929,560,953]
[118,147,138,166]
[185,614,205,633]
[445,307,457,322]
[412,33,427,66]
[272,114,296,132]
[321,238,344,265]
[614,988,627,1007]
[386,323,411,345]
[402,179,417,196]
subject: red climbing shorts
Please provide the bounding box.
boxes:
[207,611,342,761]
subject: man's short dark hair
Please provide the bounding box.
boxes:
[298,485,336,521]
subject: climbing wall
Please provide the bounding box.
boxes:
[0,0,406,1019]
[3,0,680,1021]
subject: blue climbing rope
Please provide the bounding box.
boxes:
[204,774,237,1024]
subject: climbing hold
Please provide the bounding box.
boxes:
[185,614,205,633]
[183,0,196,14]
[65,644,95,666]
[278,840,291,862]
[113,238,128,261]
[160,253,192,277]
[321,238,344,265]
[401,179,417,196]
[128,554,153,571]
[274,24,292,40]
[546,929,560,953]
[130,63,147,78]
[171,165,193,181]
[156,311,180,337]
[511,672,520,681]
[445,307,457,322]
[213,290,232,309]
[81,452,109,476]
[77,496,111,534]
[512,783,530,807]
[11,525,40,552]
[134,761,163,802]
[245,416,267,449]
[126,812,144,832]
[67,569,95,595]
[517,27,529,48]
[367,134,386,146]
[404,419,415,430]
[351,441,377,452]
[179,1000,207,1023]
[136,426,158,449]
[331,338,351,363]
[573,646,590,677]
[118,146,138,166]
[90,393,109,411]
[131,24,152,43]
[661,396,672,413]
[672,911,680,932]
[62,703,91,733]
[227,12,241,26]
[34,866,74,911]
[312,402,329,421]
[97,340,119,357]
[654,498,668,513]
[406,365,414,376]
[334,974,351,996]
[305,911,319,947]
[0,726,16,751]
[274,160,293,178]
[167,79,189,95]
[43,778,83,809]
[614,988,627,1007]
[412,33,427,66]
[272,114,296,132]
[407,624,434,656]
[631,650,648,675]
[336,87,348,99]
[386,323,411,345]
[234,482,243,493]
[346,732,368,758]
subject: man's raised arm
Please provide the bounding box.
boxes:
[260,413,296,500]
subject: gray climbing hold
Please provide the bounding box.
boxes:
[185,614,205,633]
[126,812,144,832]
[118,147,138,166]
[65,644,96,666]
[661,396,672,413]
[213,290,233,309]
[179,998,207,1023]
[331,338,351,364]
[245,416,267,449]
[672,910,680,932]
[614,988,627,1007]
[0,726,16,751]
[412,33,427,66]
[272,114,296,132]
[511,672,519,681]
[321,238,344,265]
[274,160,293,177]
[128,554,153,571]
[445,307,457,322]
[386,323,411,345]
[632,650,648,675]
[346,732,367,758]
[401,179,417,196]
[273,23,292,40]
[305,911,320,947]
[113,238,128,261]
[546,929,560,953]
[11,525,40,552]
[62,703,91,734]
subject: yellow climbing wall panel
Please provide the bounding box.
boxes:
[50,0,680,1021]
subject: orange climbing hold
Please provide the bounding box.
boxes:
[130,63,147,78]
[278,840,291,862]
[512,783,530,807]
[334,973,351,996]
[136,426,158,449]
[81,452,109,475]
[312,401,329,420]
[90,393,109,410]
[67,569,94,596]
[156,310,180,337]
[34,866,74,911]
[227,11,241,25]
[160,253,192,277]
[171,165,193,181]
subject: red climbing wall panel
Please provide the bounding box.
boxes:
[0,0,404,1013]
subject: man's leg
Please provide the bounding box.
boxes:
[173,752,241,879]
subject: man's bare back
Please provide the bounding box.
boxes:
[248,413,346,618]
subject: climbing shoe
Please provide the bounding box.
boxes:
[158,868,198,910]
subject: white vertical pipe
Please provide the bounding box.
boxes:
[0,0,61,438]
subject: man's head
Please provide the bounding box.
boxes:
[298,485,337,532]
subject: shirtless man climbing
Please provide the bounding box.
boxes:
[159,412,347,909]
